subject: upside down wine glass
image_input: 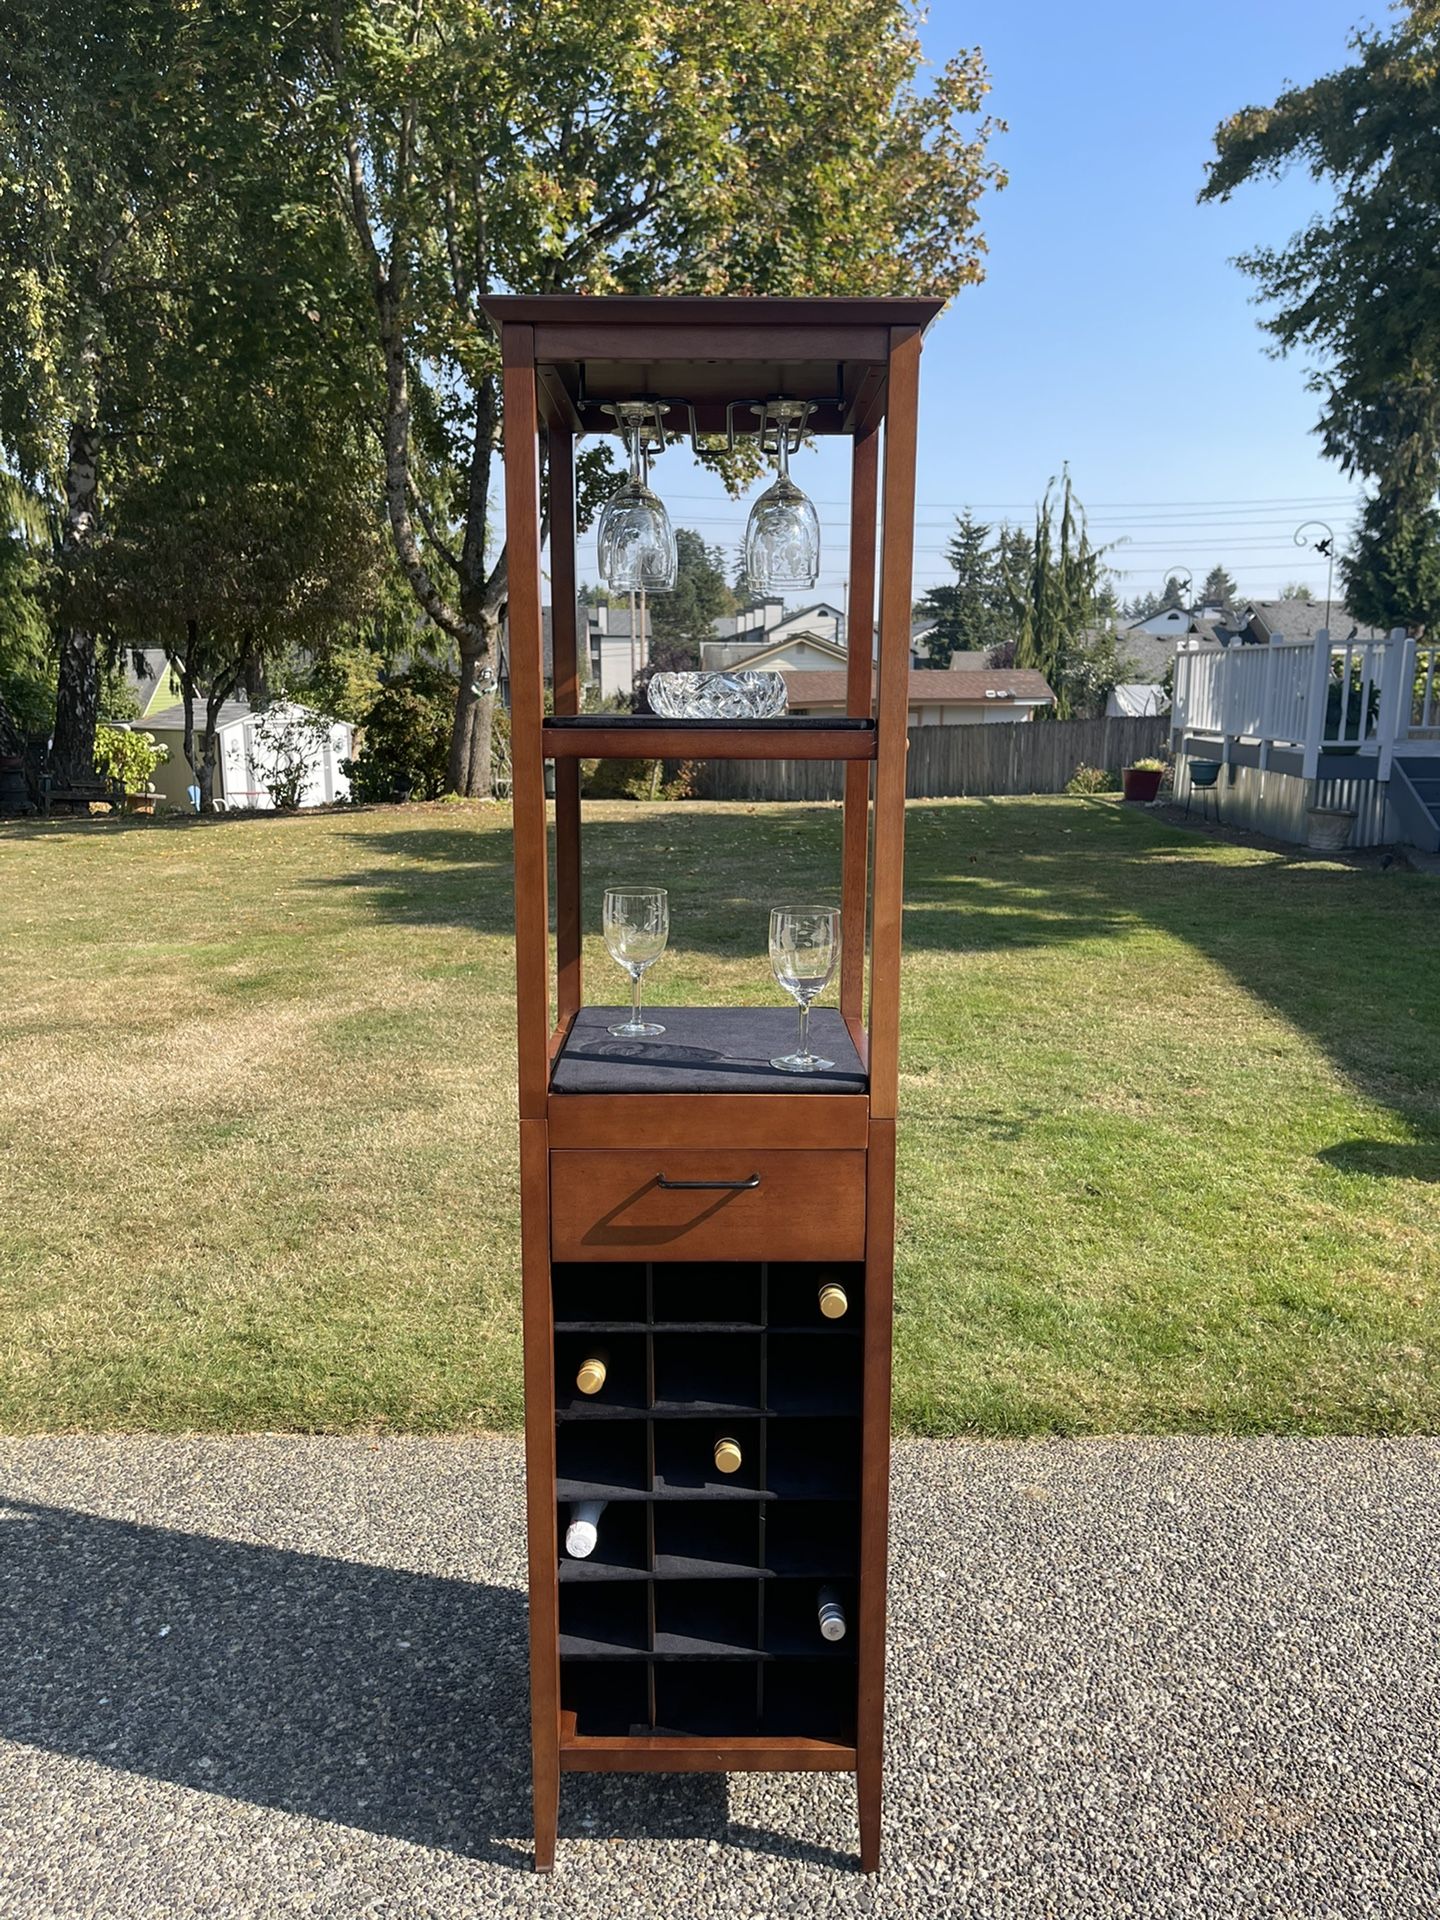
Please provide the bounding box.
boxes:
[603,886,669,1038]
[743,400,821,592]
[769,906,840,1073]
[596,404,677,593]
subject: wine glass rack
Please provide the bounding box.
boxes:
[485,294,940,1873]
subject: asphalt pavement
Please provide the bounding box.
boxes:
[0,1434,1435,1919]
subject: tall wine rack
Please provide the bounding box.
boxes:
[489,293,937,1872]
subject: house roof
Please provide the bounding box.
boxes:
[733,630,849,669]
[783,667,1055,709]
[144,698,254,732]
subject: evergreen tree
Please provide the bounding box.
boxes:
[1014,470,1110,718]
[649,529,735,653]
[913,511,1001,666]
[1201,564,1239,607]
[1159,574,1190,612]
[1344,493,1440,630]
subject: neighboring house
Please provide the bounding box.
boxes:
[783,665,1055,726]
[703,628,849,675]
[142,699,353,810]
[118,647,184,720]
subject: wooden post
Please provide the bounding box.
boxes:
[503,325,561,1871]
[549,426,582,1026]
[1302,627,1332,781]
[841,424,879,1034]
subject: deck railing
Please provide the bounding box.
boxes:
[1171,627,1434,778]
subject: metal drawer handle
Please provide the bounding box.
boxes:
[656,1173,761,1191]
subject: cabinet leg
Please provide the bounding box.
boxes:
[857,1760,881,1873]
[533,1760,559,1872]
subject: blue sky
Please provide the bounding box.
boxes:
[575,0,1387,609]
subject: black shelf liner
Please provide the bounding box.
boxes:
[551,1006,866,1096]
[546,714,874,732]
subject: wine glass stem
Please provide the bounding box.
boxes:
[631,968,643,1029]
[796,998,810,1061]
[777,419,790,482]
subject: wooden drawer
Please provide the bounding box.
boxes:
[550,1150,865,1262]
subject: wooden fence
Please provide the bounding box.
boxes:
[694,714,1170,803]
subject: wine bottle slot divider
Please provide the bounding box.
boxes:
[555,1256,862,1746]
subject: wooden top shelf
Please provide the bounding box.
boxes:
[543,716,876,762]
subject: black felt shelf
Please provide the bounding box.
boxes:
[550,1006,867,1097]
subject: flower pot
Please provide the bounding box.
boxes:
[1122,766,1163,803]
[1306,807,1354,851]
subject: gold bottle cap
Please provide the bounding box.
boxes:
[576,1357,607,1396]
[713,1436,743,1475]
[818,1282,848,1320]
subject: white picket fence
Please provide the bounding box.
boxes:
[1171,628,1440,776]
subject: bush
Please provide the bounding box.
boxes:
[1065,763,1119,795]
[251,705,335,810]
[92,724,168,795]
[342,662,457,803]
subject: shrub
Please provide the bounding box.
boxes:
[251,705,335,810]
[92,724,168,795]
[342,662,457,802]
[1065,763,1119,795]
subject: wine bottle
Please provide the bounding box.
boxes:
[817,1279,848,1320]
[817,1585,847,1642]
[565,1499,607,1558]
[713,1435,743,1475]
[575,1354,608,1396]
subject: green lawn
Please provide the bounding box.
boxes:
[2,797,1437,1435]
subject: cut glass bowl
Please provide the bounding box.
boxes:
[646,671,789,720]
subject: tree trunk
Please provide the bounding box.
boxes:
[178,628,220,813]
[449,612,501,796]
[50,420,101,785]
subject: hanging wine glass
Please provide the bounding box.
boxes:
[743,400,820,592]
[597,403,677,593]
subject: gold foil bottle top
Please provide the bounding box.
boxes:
[817,1281,849,1320]
[576,1357,607,1396]
[713,1435,743,1475]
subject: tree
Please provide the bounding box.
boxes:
[0,475,49,753]
[1202,5,1440,631]
[649,529,734,653]
[1015,471,1110,718]
[1202,564,1240,607]
[1280,582,1315,601]
[317,2,1004,794]
[1062,626,1136,720]
[1345,492,1440,631]
[913,512,1003,666]
[1159,574,1190,612]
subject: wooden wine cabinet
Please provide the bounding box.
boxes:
[487,295,939,1872]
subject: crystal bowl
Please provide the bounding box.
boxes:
[646,670,789,720]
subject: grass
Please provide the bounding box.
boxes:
[1,796,1437,1436]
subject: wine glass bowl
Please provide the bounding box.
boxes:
[744,401,821,592]
[603,885,669,1038]
[768,905,840,1073]
[597,405,677,593]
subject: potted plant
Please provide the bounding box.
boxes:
[1121,755,1166,803]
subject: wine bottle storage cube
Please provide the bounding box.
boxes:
[553,1261,864,1742]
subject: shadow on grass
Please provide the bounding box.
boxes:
[0,1498,865,1868]
[1318,1138,1440,1182]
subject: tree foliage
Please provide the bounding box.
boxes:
[1015,471,1113,718]
[1203,4,1440,629]
[914,512,1008,665]
[316,0,1005,791]
[649,529,735,650]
